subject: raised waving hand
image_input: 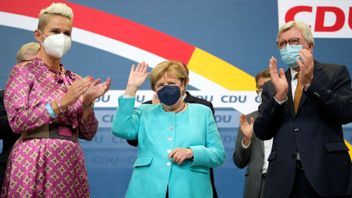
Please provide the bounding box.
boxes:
[125,62,149,96]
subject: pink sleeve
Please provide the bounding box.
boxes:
[78,106,98,140]
[79,110,98,140]
[65,72,98,140]
[4,65,51,133]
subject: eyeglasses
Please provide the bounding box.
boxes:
[277,37,301,49]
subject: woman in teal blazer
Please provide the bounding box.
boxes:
[112,60,225,198]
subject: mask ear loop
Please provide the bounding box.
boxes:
[36,29,46,45]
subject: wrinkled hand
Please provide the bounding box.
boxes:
[297,49,314,89]
[83,77,112,106]
[269,56,288,101]
[61,76,93,108]
[239,114,254,146]
[125,62,149,96]
[169,148,193,165]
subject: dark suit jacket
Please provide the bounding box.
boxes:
[126,91,217,197]
[253,61,352,197]
[0,89,20,187]
[233,111,266,198]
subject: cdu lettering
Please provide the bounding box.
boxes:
[95,95,111,103]
[194,95,214,102]
[215,115,232,123]
[221,95,247,103]
[92,135,104,143]
[92,156,119,165]
[102,115,113,123]
[136,95,146,103]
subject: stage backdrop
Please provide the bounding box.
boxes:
[0,0,351,197]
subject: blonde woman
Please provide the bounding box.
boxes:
[15,42,40,63]
[112,61,225,198]
[2,3,111,197]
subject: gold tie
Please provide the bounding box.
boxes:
[294,73,303,113]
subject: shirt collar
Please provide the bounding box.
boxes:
[290,67,299,81]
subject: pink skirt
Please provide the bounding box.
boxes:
[1,138,90,198]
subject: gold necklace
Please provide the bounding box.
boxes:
[175,103,187,113]
[163,102,187,113]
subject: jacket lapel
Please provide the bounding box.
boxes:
[259,138,265,156]
[251,111,265,155]
[285,70,296,118]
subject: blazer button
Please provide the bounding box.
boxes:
[169,127,174,131]
[167,149,171,154]
[166,162,171,167]
[167,137,173,141]
[294,128,300,132]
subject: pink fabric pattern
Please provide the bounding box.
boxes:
[1,58,98,197]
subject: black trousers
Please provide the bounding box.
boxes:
[210,168,218,198]
[165,168,218,198]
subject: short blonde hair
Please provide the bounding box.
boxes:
[150,60,189,90]
[38,3,73,31]
[277,21,314,46]
[16,42,40,63]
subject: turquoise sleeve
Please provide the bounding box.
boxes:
[111,96,141,140]
[190,108,225,168]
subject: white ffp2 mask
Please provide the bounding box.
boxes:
[41,32,71,58]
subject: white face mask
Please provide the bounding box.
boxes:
[40,32,71,58]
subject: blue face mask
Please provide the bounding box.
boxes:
[157,85,181,106]
[280,45,303,68]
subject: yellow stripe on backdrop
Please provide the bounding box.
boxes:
[344,140,352,161]
[187,48,256,91]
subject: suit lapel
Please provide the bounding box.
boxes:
[285,70,296,118]
[252,111,265,155]
[259,138,265,156]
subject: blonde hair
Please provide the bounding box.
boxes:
[38,3,73,31]
[16,42,40,63]
[277,21,314,46]
[150,60,189,90]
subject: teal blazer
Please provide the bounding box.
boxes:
[112,97,225,198]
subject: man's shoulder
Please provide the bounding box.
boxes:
[315,60,346,72]
[314,61,349,82]
[186,93,213,107]
[262,79,275,94]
